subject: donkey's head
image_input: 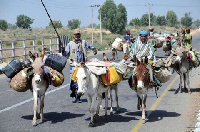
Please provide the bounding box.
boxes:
[134,57,150,89]
[30,48,46,84]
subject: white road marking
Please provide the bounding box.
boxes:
[0,84,69,114]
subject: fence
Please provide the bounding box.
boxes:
[0,36,70,63]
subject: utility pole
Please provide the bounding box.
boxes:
[146,4,153,29]
[90,5,95,45]
[90,5,101,45]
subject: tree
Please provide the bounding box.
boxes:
[156,15,166,26]
[181,13,192,27]
[67,19,81,30]
[115,3,127,34]
[0,19,8,31]
[193,19,200,28]
[16,14,34,29]
[140,14,149,26]
[166,11,178,27]
[88,23,97,28]
[129,18,140,27]
[99,0,117,33]
[49,20,62,28]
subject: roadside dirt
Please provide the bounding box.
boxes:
[185,68,200,132]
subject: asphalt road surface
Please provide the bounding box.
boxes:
[0,32,200,132]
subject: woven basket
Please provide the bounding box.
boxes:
[45,66,64,87]
[10,70,30,92]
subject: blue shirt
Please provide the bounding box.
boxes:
[65,40,95,63]
[124,34,133,42]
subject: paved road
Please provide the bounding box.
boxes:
[0,32,200,132]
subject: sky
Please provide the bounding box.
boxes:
[0,0,200,28]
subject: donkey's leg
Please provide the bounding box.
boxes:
[142,94,147,124]
[95,95,102,118]
[186,72,191,94]
[115,50,118,59]
[32,89,38,126]
[183,73,187,91]
[114,85,120,113]
[88,95,97,127]
[179,74,183,93]
[40,95,45,122]
[137,95,141,110]
[109,87,113,114]
[103,90,108,117]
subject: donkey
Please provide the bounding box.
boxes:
[72,61,110,127]
[128,57,153,123]
[172,50,191,93]
[29,48,49,126]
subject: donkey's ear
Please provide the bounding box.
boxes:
[40,48,46,59]
[144,56,148,64]
[29,51,36,61]
[136,58,140,66]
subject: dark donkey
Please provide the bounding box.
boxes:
[128,56,153,123]
[29,48,50,125]
[172,50,191,93]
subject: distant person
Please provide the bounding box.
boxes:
[65,28,97,103]
[184,27,192,49]
[124,29,134,43]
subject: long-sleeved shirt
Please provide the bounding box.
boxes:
[130,39,157,62]
[65,40,95,63]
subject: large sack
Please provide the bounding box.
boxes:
[101,67,122,86]
[85,61,109,75]
[45,54,67,72]
[1,59,22,78]
[112,38,122,48]
[10,69,30,92]
[154,67,172,83]
[44,66,64,87]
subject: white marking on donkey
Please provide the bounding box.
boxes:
[72,60,110,127]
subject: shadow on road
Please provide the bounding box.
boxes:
[21,112,84,124]
[169,87,200,94]
[146,110,181,122]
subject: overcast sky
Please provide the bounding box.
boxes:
[0,0,199,28]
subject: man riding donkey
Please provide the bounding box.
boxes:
[65,28,97,103]
[129,30,161,87]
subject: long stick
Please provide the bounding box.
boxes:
[40,0,62,53]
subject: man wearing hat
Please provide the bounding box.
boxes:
[65,28,97,103]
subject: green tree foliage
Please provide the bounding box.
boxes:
[181,13,192,27]
[0,19,8,31]
[193,19,200,28]
[156,15,166,26]
[67,19,81,30]
[49,20,62,29]
[99,0,117,33]
[115,4,127,34]
[150,13,157,26]
[129,18,140,27]
[140,14,149,26]
[88,23,97,28]
[16,14,34,29]
[166,11,178,27]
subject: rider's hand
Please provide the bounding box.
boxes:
[93,48,97,55]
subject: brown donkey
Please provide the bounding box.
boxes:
[129,57,152,123]
[29,48,49,126]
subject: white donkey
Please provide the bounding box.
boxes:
[72,60,110,127]
[29,48,49,126]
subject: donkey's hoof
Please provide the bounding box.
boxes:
[32,121,37,126]
[142,119,146,124]
[110,111,114,115]
[94,114,99,119]
[88,121,95,127]
[40,117,47,122]
[104,114,108,118]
